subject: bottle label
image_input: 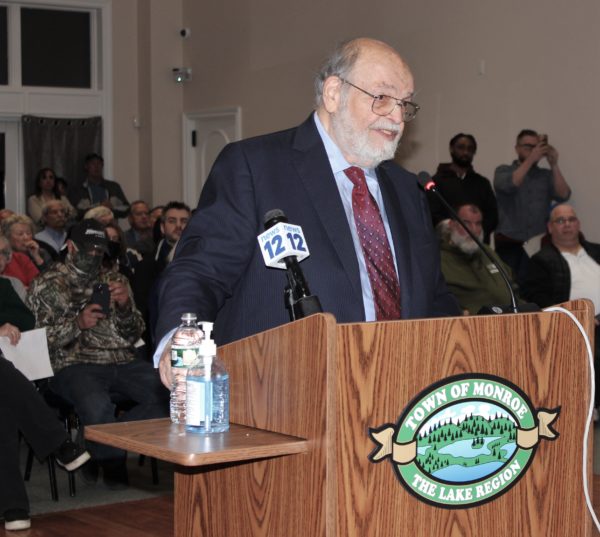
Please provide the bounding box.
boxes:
[186,379,207,426]
[171,345,199,367]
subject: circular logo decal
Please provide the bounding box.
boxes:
[369,374,559,509]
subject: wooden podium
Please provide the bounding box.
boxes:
[86,300,595,536]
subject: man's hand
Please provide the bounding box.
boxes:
[546,145,559,166]
[528,141,549,163]
[158,344,173,389]
[0,323,21,345]
[77,303,105,330]
[108,281,130,308]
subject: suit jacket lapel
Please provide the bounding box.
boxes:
[377,163,414,316]
[290,116,364,305]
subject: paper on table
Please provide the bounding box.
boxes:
[0,327,53,381]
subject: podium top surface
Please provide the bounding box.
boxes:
[85,419,309,467]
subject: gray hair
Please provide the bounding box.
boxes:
[1,214,35,237]
[314,39,361,107]
[41,199,66,217]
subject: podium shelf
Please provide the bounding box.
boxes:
[85,418,309,467]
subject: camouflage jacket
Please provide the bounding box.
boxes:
[26,261,144,372]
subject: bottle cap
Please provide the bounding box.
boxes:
[198,321,216,356]
[181,312,197,322]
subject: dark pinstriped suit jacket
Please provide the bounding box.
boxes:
[156,115,460,346]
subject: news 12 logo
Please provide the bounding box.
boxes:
[368,374,560,508]
[257,222,310,269]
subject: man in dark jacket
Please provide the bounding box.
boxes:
[522,204,600,410]
[428,133,497,243]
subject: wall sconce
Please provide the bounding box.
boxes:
[172,67,192,84]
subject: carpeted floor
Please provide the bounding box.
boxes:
[23,444,174,515]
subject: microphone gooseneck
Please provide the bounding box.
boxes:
[417,172,520,314]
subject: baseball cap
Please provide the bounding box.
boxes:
[69,219,108,253]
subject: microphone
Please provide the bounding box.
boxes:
[258,209,322,321]
[417,172,537,315]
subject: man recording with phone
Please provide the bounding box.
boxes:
[494,129,571,285]
[26,219,168,489]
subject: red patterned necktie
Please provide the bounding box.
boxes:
[344,166,401,320]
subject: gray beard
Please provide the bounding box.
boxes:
[450,228,482,255]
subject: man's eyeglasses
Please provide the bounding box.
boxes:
[518,143,537,150]
[551,216,578,225]
[339,78,420,122]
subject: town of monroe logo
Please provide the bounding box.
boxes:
[368,374,559,508]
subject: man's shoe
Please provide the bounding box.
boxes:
[54,439,91,471]
[4,509,31,531]
[80,460,99,485]
[102,460,129,491]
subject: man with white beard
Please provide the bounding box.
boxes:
[439,204,520,314]
[155,38,460,380]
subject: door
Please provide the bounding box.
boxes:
[182,107,241,207]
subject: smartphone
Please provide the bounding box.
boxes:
[90,283,110,315]
[539,134,548,144]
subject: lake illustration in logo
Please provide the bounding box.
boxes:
[416,401,517,483]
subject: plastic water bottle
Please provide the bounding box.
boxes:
[170,313,203,424]
[186,321,229,433]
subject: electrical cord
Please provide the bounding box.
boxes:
[543,306,600,532]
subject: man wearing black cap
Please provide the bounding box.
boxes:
[69,153,130,219]
[26,220,168,489]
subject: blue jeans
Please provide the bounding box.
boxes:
[49,359,169,462]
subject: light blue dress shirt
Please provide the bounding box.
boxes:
[312,112,399,322]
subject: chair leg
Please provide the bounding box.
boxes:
[68,470,76,497]
[151,457,159,485]
[47,456,59,501]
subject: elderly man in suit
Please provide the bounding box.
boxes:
[155,37,460,384]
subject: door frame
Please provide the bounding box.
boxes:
[0,117,24,212]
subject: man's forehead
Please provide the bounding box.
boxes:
[352,49,414,96]
[551,205,576,219]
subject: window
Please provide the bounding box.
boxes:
[0,6,7,85]
[21,7,91,88]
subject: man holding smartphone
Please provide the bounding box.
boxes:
[494,129,571,284]
[26,219,169,489]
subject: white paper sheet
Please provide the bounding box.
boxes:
[0,328,54,381]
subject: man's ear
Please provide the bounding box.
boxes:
[321,76,344,114]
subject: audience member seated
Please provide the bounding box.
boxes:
[494,129,571,284]
[27,168,76,230]
[154,201,191,274]
[0,278,90,531]
[439,203,520,314]
[0,209,15,223]
[26,220,169,489]
[428,133,498,243]
[0,233,40,289]
[522,203,600,411]
[84,205,115,227]
[0,237,27,300]
[124,200,154,254]
[69,153,130,220]
[34,200,68,260]
[149,205,164,230]
[1,214,52,272]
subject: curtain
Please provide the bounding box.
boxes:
[22,115,102,199]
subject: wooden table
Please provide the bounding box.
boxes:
[85,418,309,536]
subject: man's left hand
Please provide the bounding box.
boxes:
[109,281,130,308]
